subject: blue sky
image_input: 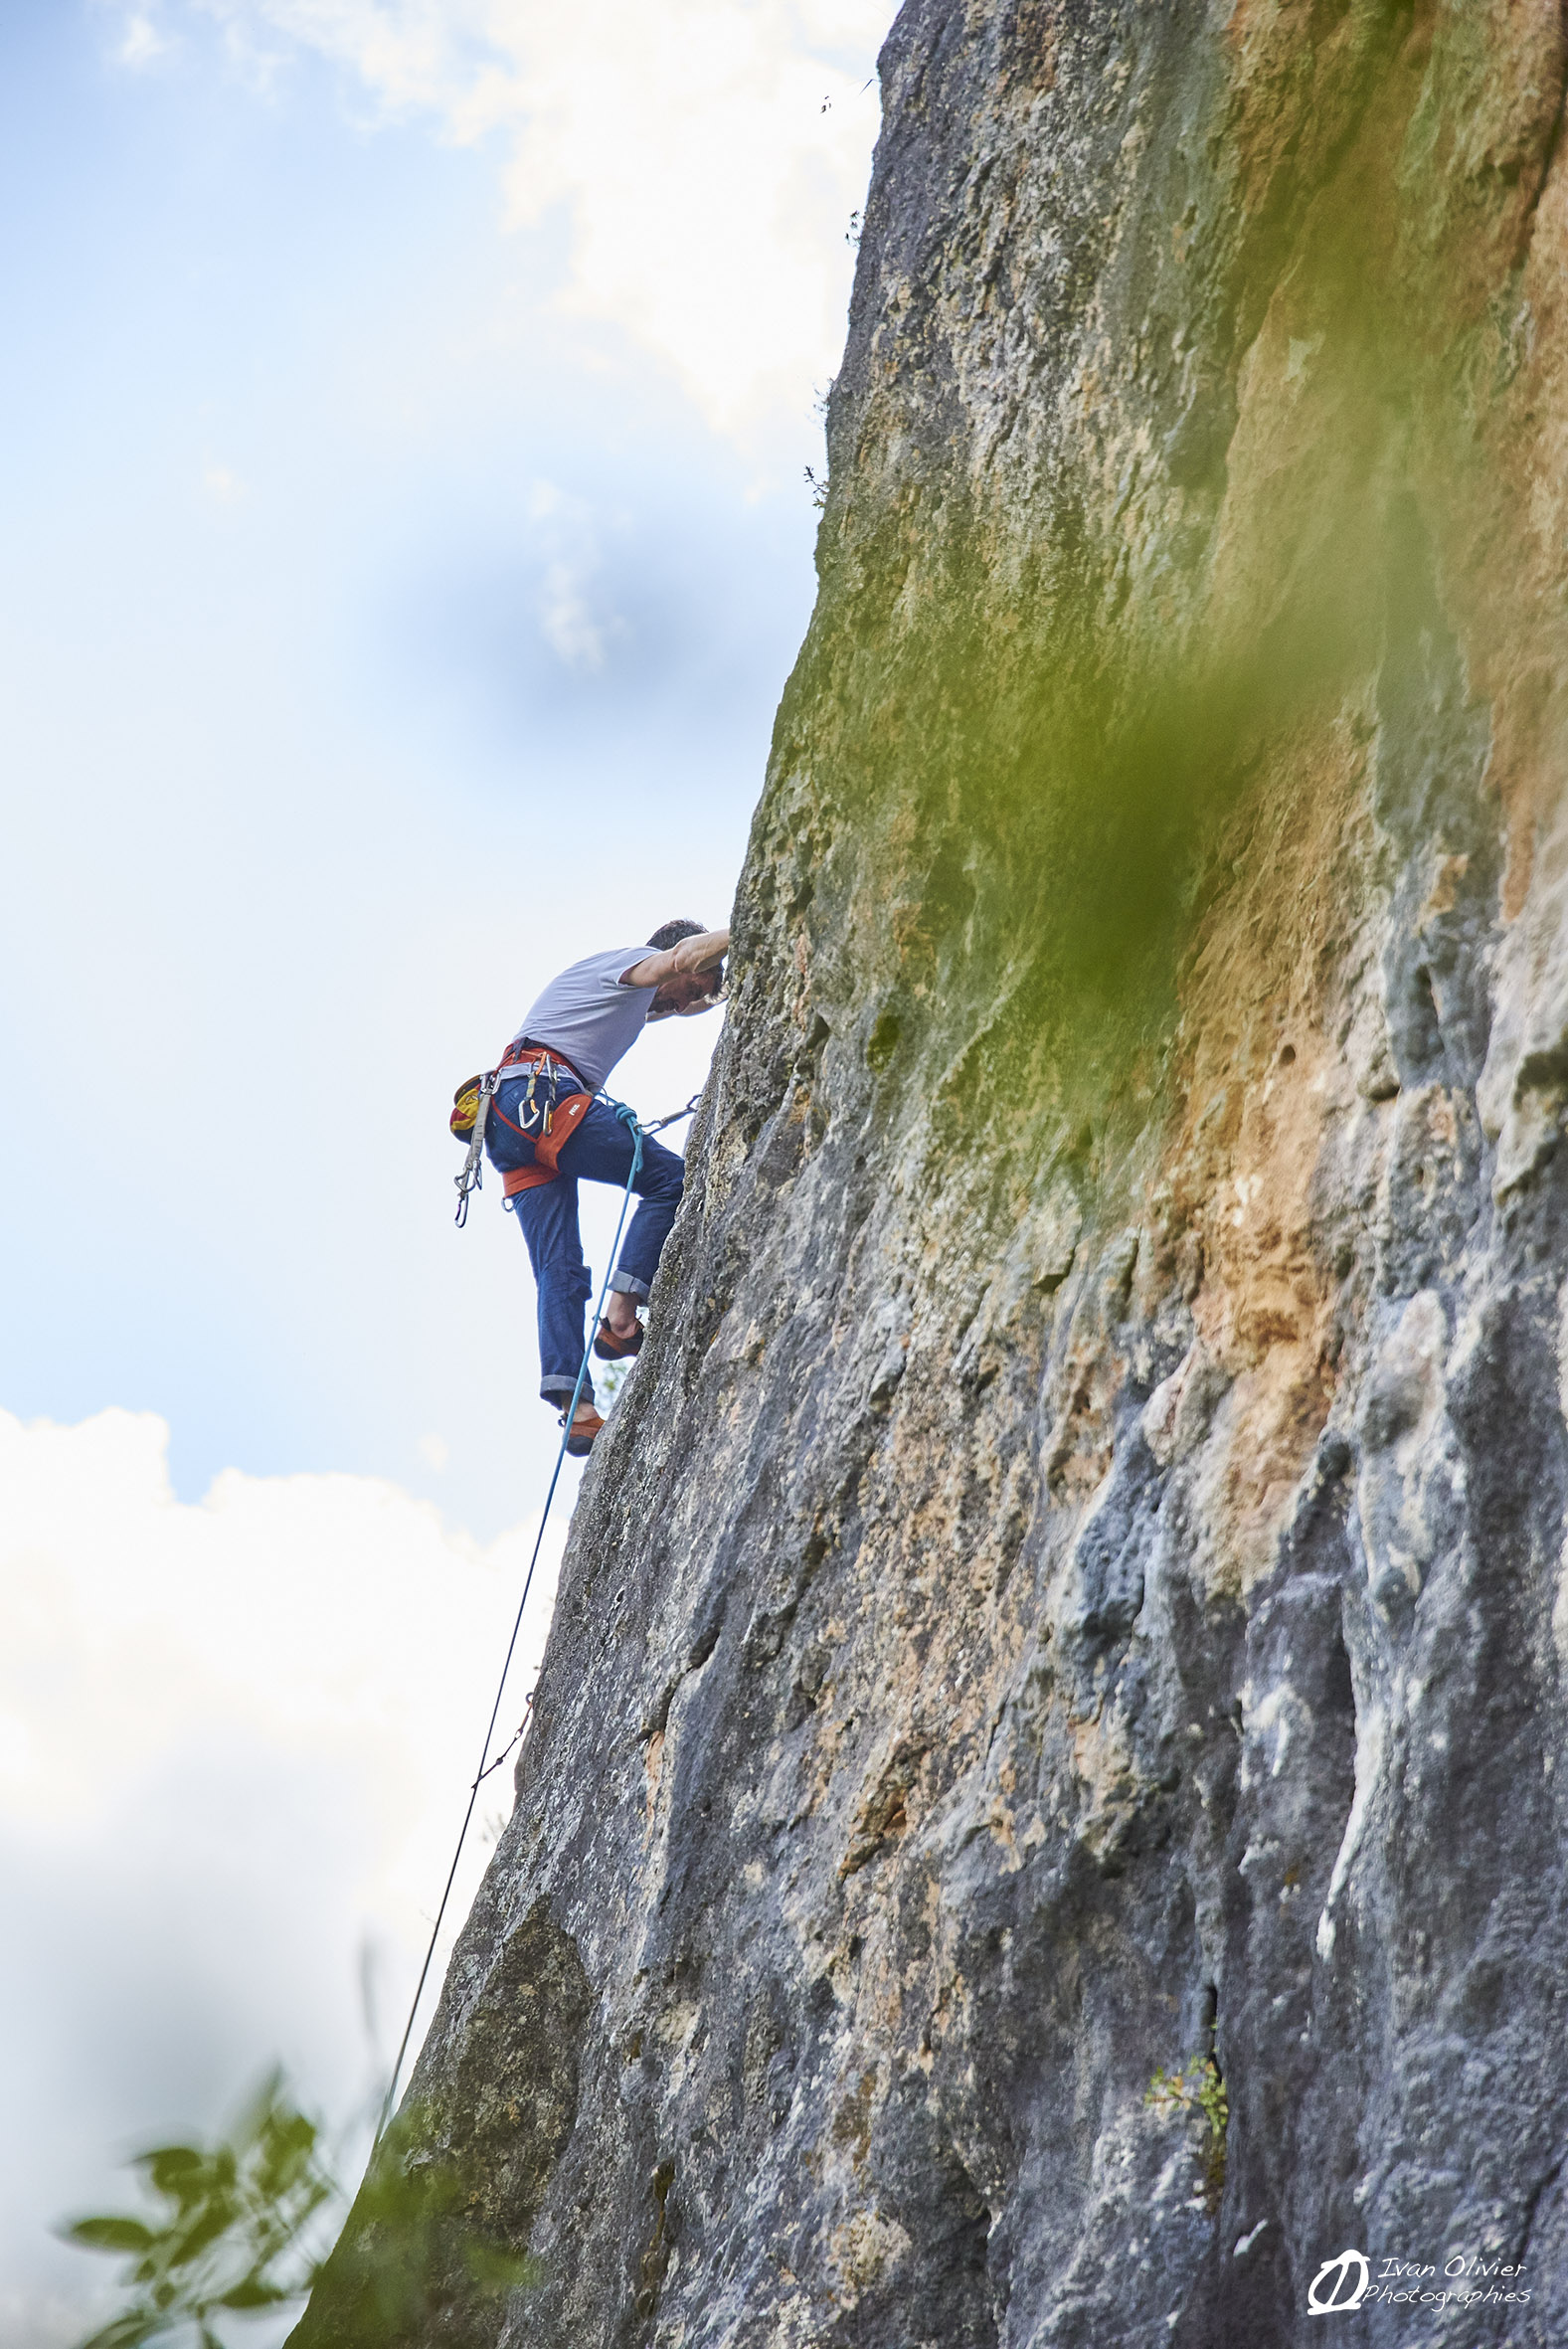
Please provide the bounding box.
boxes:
[1,0,885,1526]
[0,2,891,2334]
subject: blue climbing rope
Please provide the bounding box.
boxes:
[374,1098,653,2152]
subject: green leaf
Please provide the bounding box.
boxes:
[141,2147,205,2191]
[216,2278,288,2309]
[255,2112,318,2196]
[64,2218,158,2256]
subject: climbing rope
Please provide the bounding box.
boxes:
[375,1093,696,2151]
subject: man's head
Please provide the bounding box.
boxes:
[646,919,704,953]
[645,917,725,1020]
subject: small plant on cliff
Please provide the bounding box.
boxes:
[1146,2055,1229,2206]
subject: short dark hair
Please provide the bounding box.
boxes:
[646,918,705,951]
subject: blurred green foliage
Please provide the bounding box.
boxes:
[301,2103,538,2345]
[61,2077,538,2349]
[61,2072,335,2349]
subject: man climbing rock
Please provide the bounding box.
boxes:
[484,920,729,1455]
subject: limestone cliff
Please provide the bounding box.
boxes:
[296,4,1568,2343]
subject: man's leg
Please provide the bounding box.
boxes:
[512,1177,596,1415]
[608,1133,685,1325]
[555,1109,686,1340]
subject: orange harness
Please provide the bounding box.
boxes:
[489,1042,593,1195]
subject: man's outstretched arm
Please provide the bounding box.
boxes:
[620,927,730,989]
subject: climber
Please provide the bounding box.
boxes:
[483,920,730,1456]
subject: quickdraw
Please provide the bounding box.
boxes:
[643,1092,701,1134]
[452,1069,499,1227]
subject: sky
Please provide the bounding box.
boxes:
[0,1,893,2335]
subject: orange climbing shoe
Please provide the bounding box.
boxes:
[563,1407,606,1457]
[593,1315,643,1360]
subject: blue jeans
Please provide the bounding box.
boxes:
[488,1076,685,1407]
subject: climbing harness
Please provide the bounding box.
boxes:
[378,1089,698,2151]
[451,1040,697,1225]
[452,1041,590,1224]
[492,1043,595,1199]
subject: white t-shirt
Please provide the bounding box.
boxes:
[511,946,658,1092]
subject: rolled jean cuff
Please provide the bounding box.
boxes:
[608,1272,650,1301]
[540,1374,592,1403]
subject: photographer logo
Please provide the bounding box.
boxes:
[1308,2250,1371,2315]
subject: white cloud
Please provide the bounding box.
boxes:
[185,0,893,438]
[538,557,608,669]
[520,475,619,667]
[115,9,175,68]
[0,1406,563,2338]
[1,1406,558,1841]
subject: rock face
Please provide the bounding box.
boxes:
[296,4,1568,2344]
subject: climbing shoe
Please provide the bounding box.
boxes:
[563,1407,605,1457]
[593,1316,643,1360]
